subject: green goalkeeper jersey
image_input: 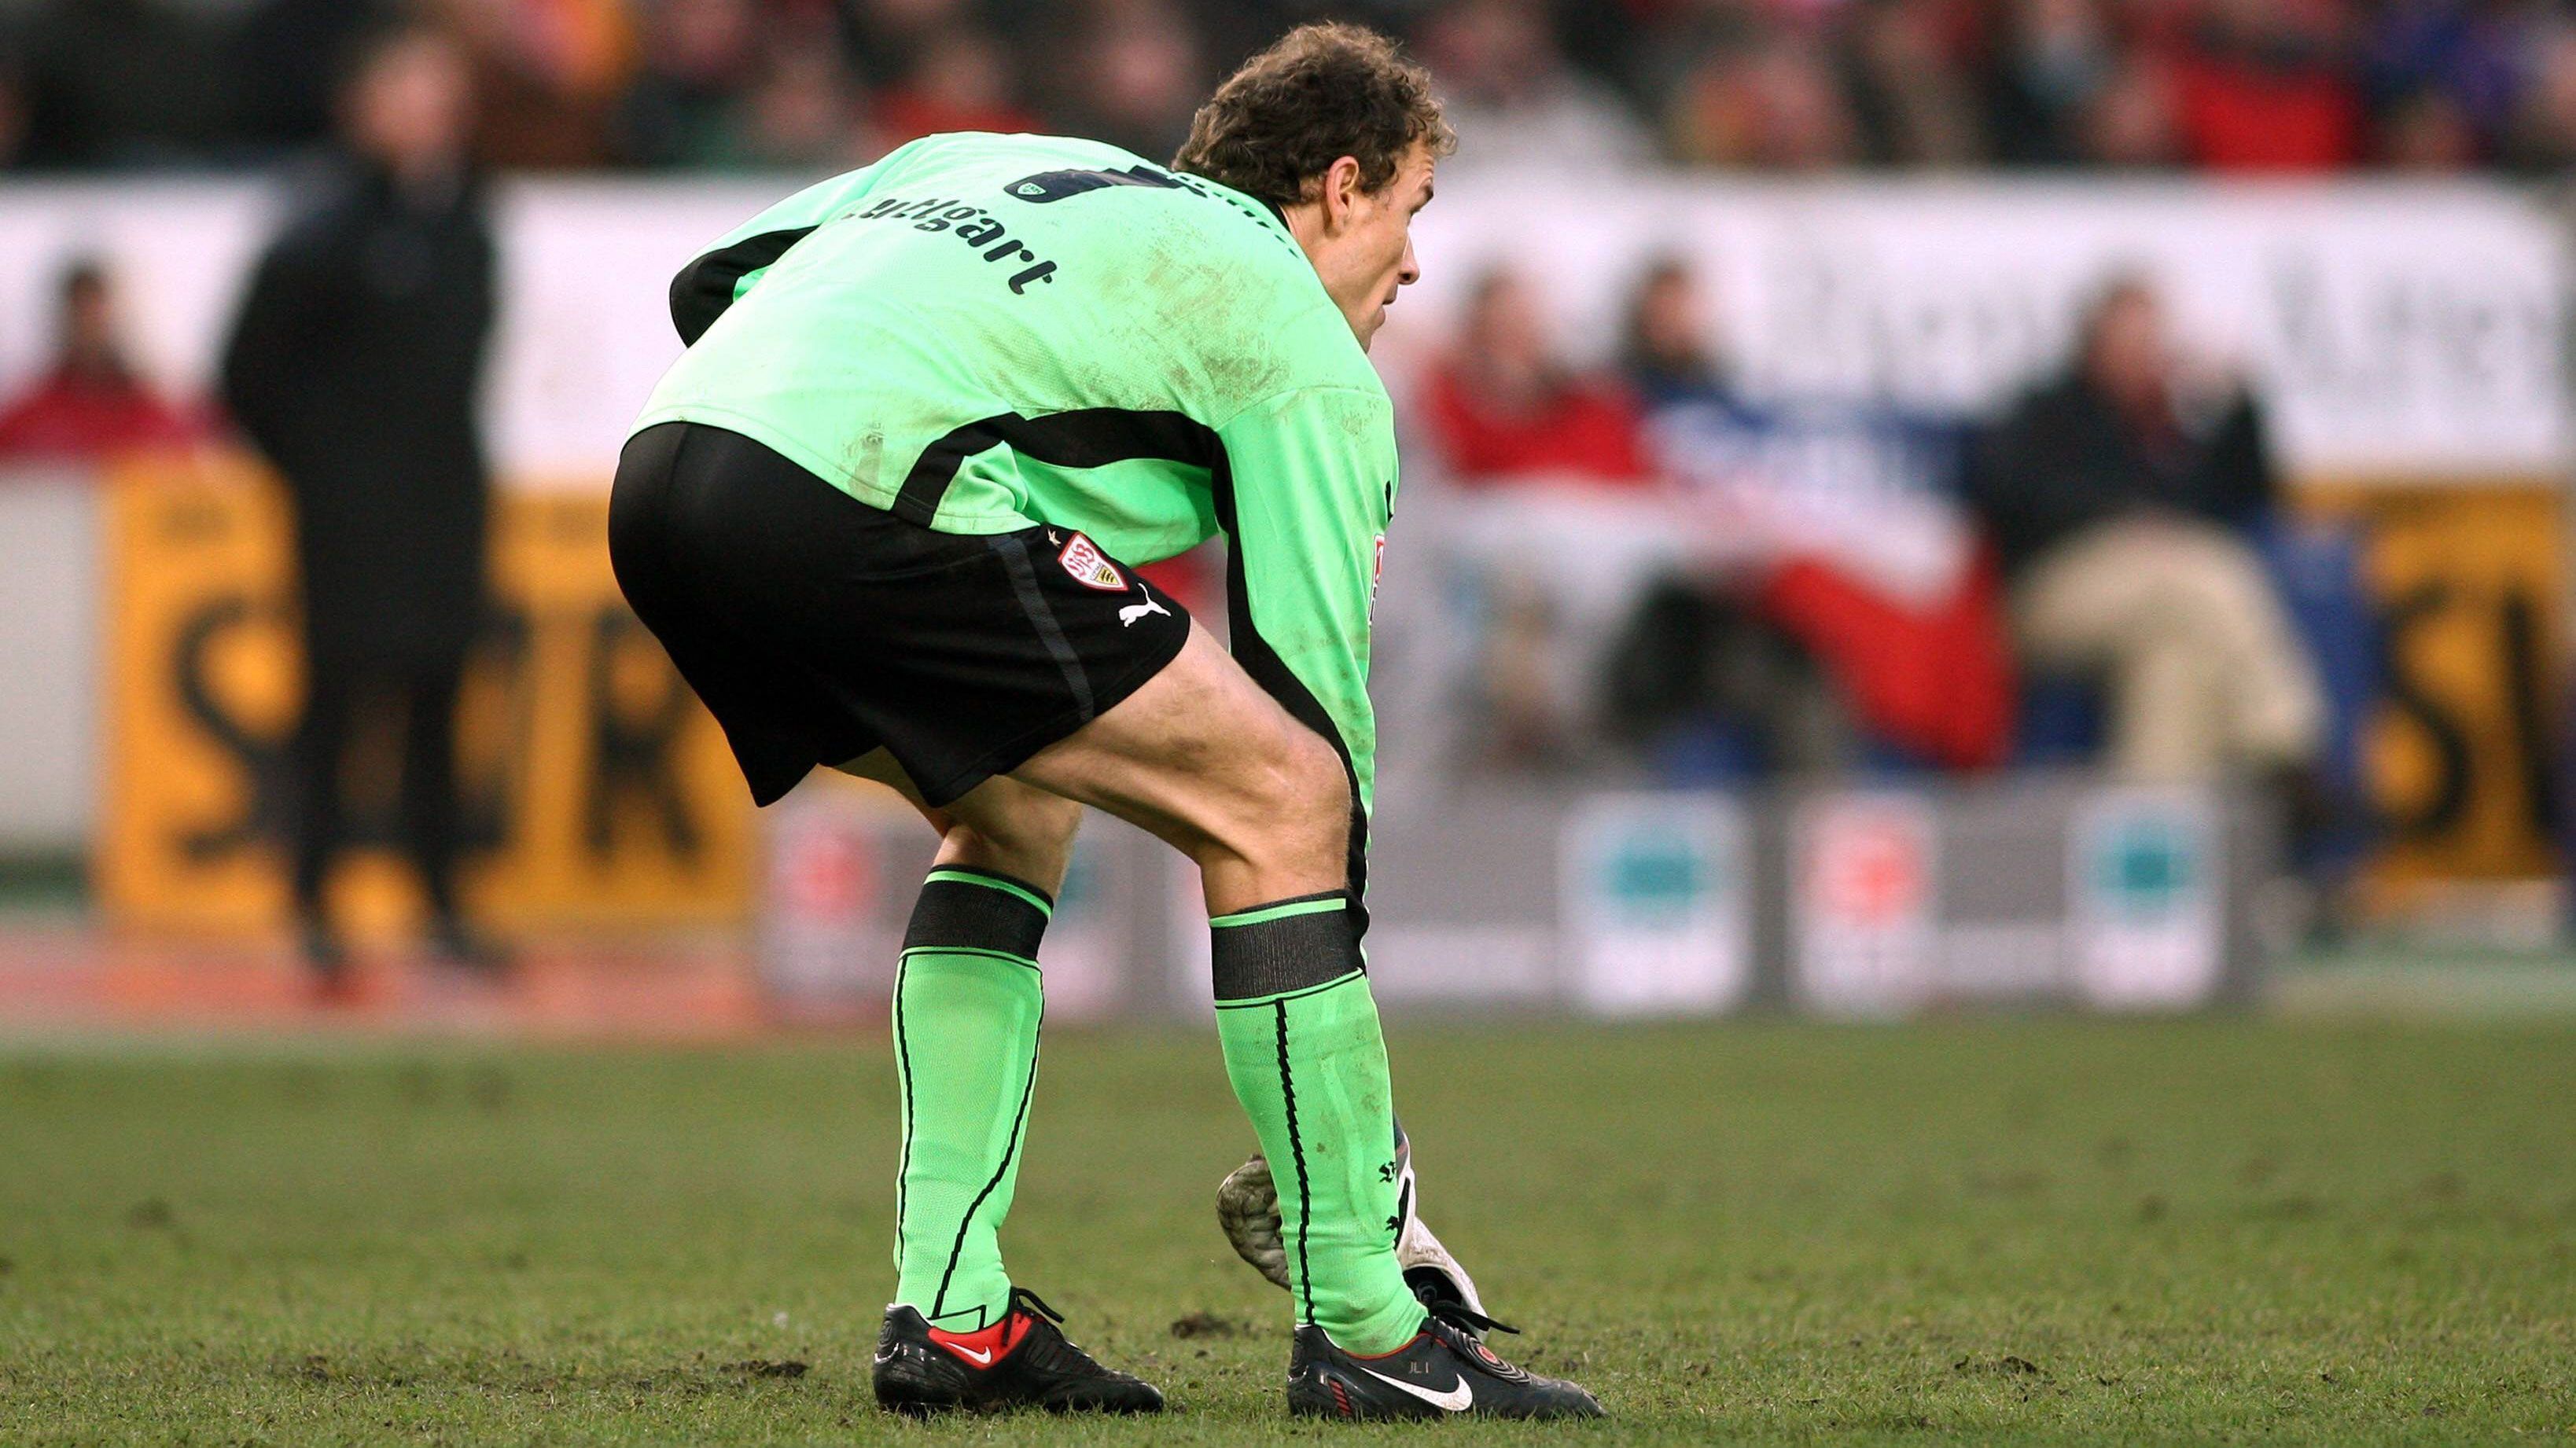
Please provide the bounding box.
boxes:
[633,132,1398,870]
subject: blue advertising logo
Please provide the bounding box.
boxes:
[2090,815,2198,923]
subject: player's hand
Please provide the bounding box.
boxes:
[1217,1143,1493,1336]
[1216,1153,1293,1291]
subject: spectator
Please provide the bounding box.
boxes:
[1608,259,1859,777]
[220,25,505,988]
[1840,0,1984,167]
[0,0,2559,176]
[742,44,870,166]
[1967,276,2324,783]
[1667,37,1860,169]
[874,25,1035,145]
[2166,0,2363,171]
[1985,0,2118,166]
[1620,255,1733,409]
[0,259,205,461]
[2506,20,2576,171]
[435,0,635,167]
[839,0,980,90]
[613,0,762,167]
[1419,268,1652,487]
[1620,258,2015,773]
[1607,0,1767,127]
[2361,0,2523,154]
[2378,84,2481,169]
[2077,53,2183,167]
[1046,2,1203,162]
[14,0,225,167]
[1422,0,1650,166]
[1418,267,1658,767]
[0,67,24,168]
[232,0,399,151]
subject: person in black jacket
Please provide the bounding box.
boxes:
[221,24,499,983]
[1968,276,2324,782]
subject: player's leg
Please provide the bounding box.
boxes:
[609,423,1161,1412]
[1005,623,1349,912]
[856,623,1415,1350]
[1003,625,1442,1354]
[841,755,1162,1414]
[1003,626,1599,1418]
[837,754,1076,1334]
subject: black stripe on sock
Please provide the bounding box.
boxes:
[892,956,916,1273]
[929,1005,1042,1325]
[904,875,1051,960]
[1210,895,1360,1001]
[1275,998,1314,1325]
[1211,971,1360,1010]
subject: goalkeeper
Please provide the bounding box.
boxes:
[609,23,1599,1422]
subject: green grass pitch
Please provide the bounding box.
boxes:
[2,1019,2571,1443]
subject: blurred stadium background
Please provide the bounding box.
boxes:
[2,0,2573,1025]
[2,2,2576,1439]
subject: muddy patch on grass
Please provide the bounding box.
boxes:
[1169,1311,1245,1340]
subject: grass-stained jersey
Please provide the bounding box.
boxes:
[635,131,1398,891]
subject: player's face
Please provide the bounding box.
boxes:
[1314,143,1435,351]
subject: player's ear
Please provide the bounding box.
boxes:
[1323,156,1366,231]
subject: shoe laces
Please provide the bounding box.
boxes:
[1003,1286,1135,1381]
[1424,1299,1518,1338]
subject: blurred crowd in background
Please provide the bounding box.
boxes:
[3,0,2576,175]
[0,2,2403,947]
[1392,257,2342,807]
[0,3,2357,803]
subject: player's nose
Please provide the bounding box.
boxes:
[1396,236,1420,288]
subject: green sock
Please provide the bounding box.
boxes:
[1212,891,1422,1355]
[890,866,1051,1331]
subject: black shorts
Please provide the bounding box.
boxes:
[609,421,1192,808]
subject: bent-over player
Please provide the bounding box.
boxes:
[609,23,1601,1422]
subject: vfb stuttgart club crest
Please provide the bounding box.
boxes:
[1057,532,1125,591]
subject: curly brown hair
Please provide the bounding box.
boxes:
[1172,24,1454,210]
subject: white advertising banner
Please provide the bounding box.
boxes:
[0,175,2559,485]
[1558,793,1752,1016]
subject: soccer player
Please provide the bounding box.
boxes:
[609,24,1601,1422]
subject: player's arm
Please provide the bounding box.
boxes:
[1213,384,1398,914]
[666,140,926,344]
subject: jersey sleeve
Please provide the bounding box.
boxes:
[1214,384,1399,906]
[667,142,924,344]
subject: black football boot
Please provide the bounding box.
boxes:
[1286,1301,1604,1421]
[872,1286,1165,1416]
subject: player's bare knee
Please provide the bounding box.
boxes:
[1245,730,1351,880]
[940,791,1082,883]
